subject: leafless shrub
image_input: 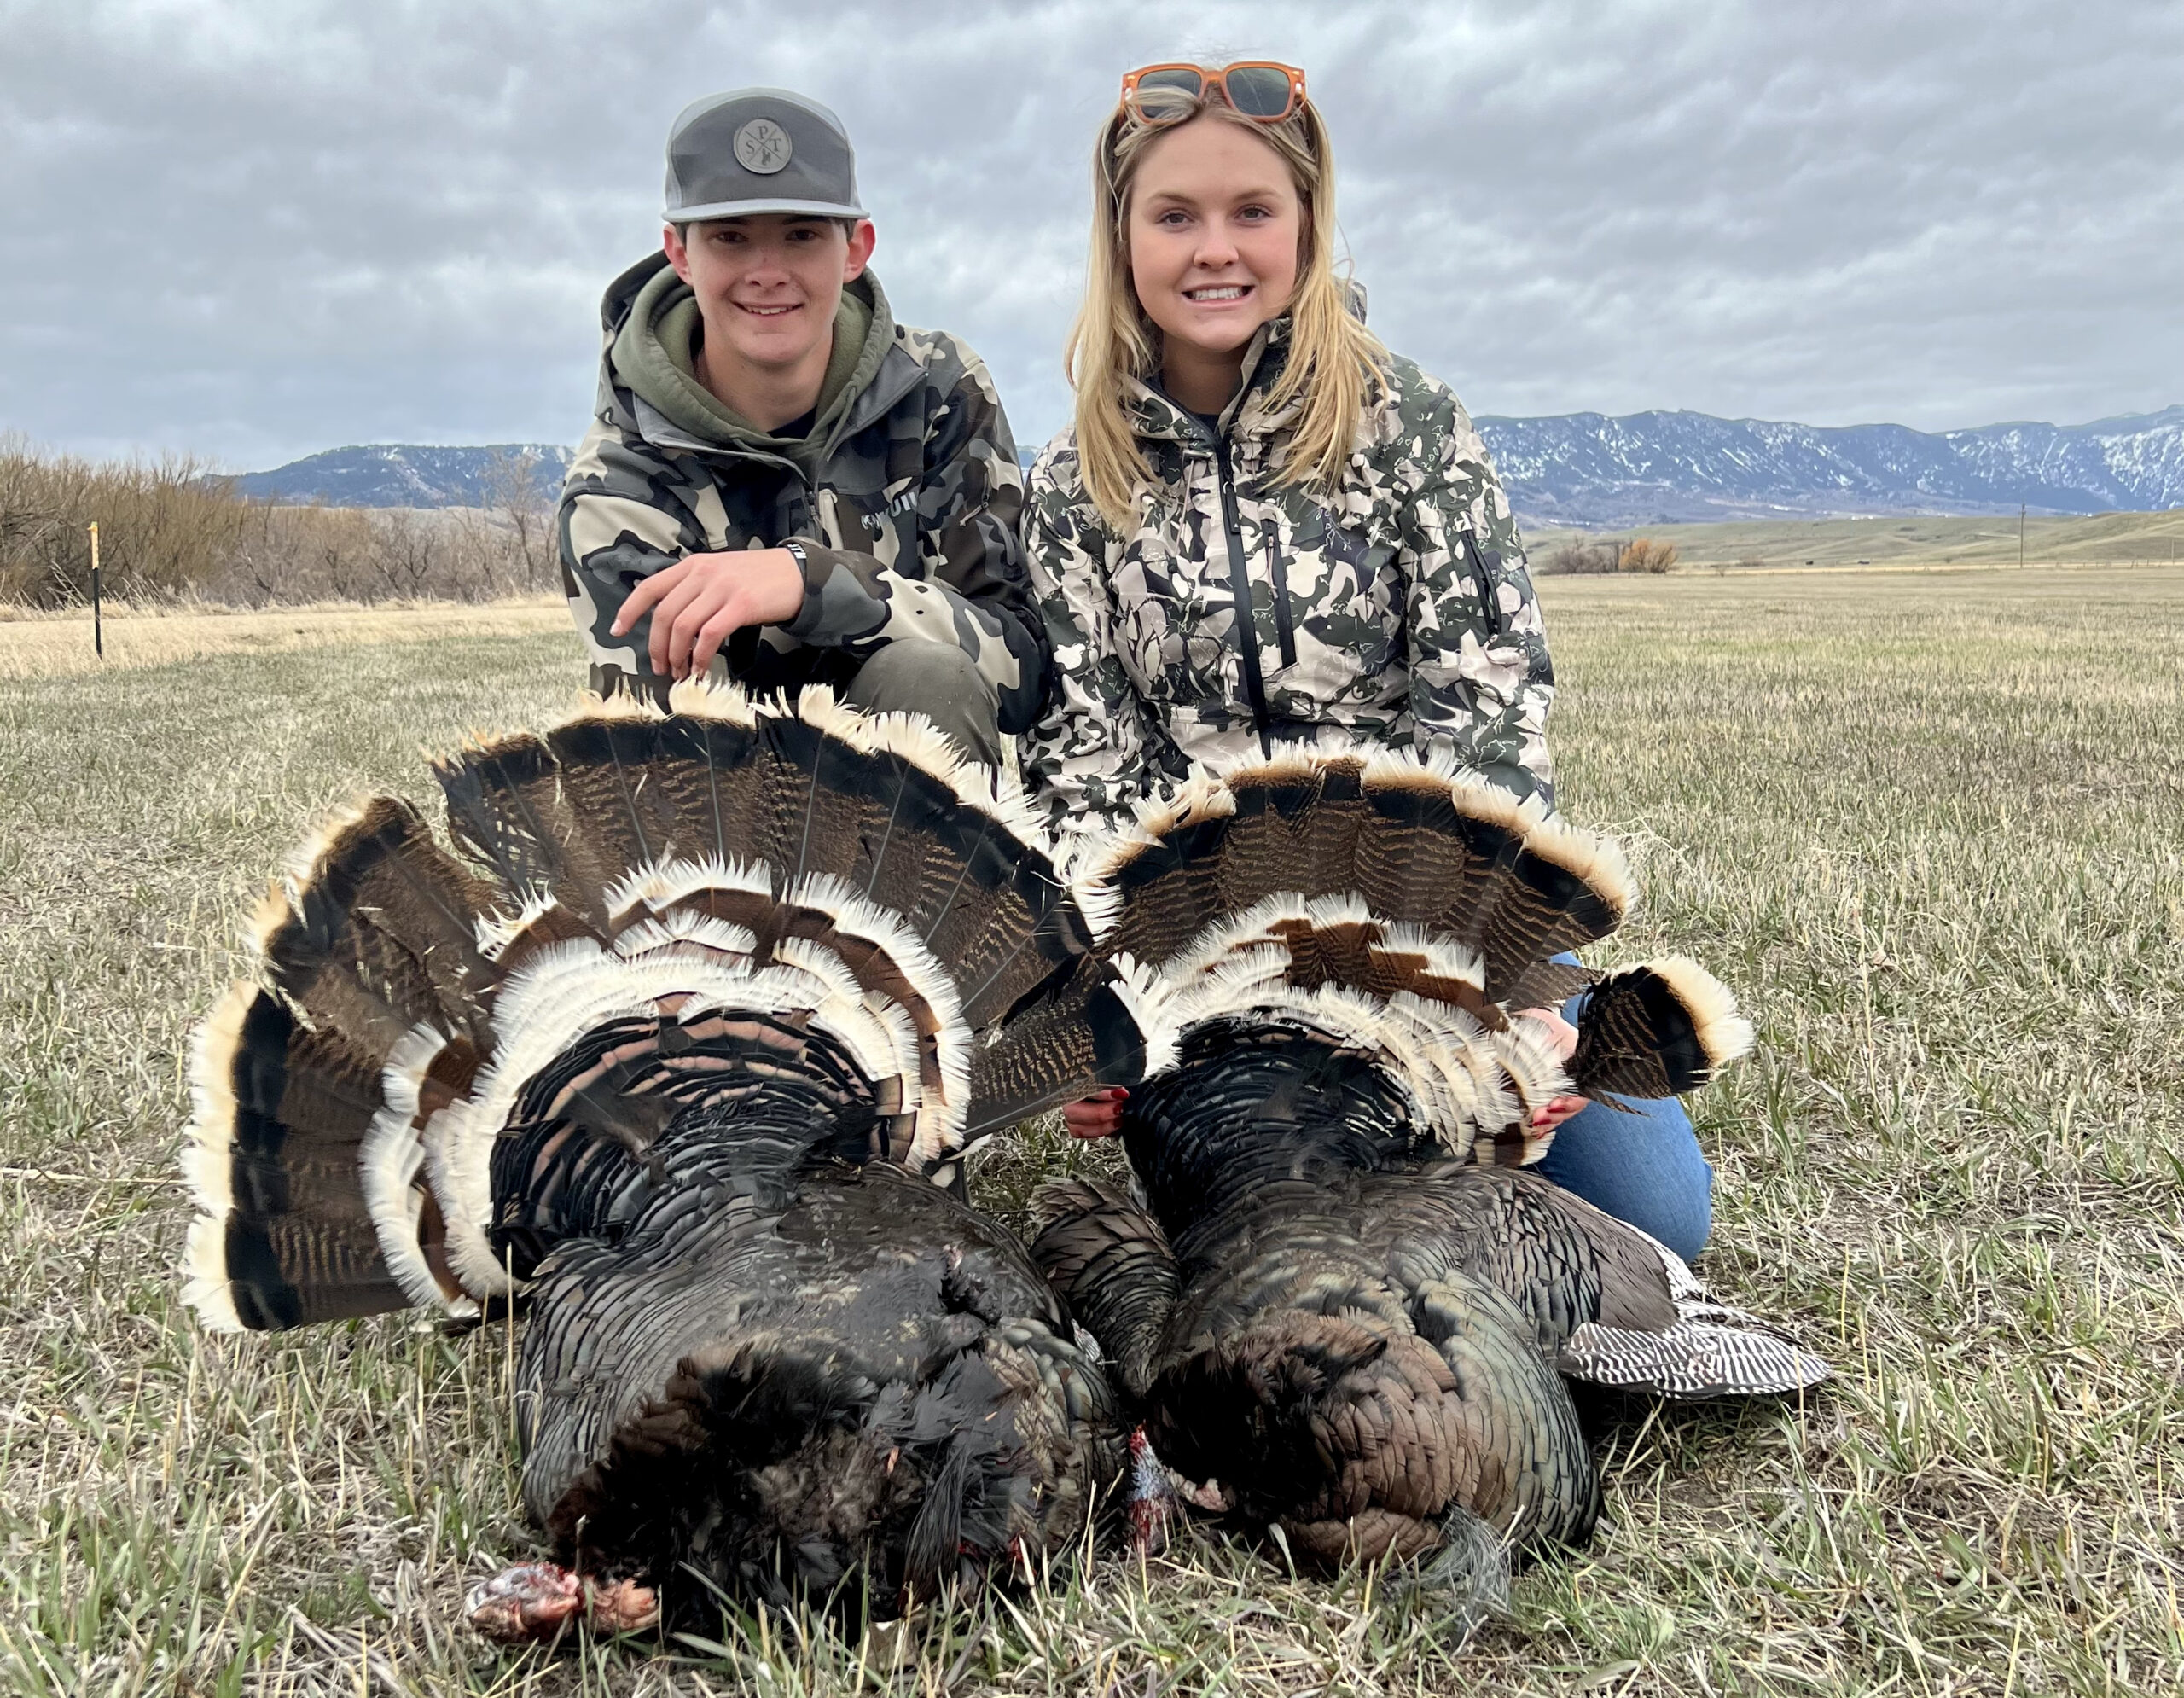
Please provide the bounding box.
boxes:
[0,437,555,608]
[1621,538,1679,574]
[192,504,544,605]
[0,435,247,606]
[1536,538,1622,575]
[479,446,560,592]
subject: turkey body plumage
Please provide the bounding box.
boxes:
[1031,749,1832,1585]
[179,685,1159,1624]
[520,1098,1119,1611]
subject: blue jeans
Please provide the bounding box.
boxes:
[1528,955,1716,1263]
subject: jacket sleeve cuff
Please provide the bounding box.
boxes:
[777,540,881,646]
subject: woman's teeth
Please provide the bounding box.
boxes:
[1185,286,1248,301]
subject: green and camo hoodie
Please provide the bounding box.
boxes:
[1019,317,1555,839]
[558,253,1043,728]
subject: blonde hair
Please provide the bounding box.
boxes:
[1064,70,1387,528]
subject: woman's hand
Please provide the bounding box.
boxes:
[611,549,807,680]
[1063,1088,1130,1139]
[1515,1004,1590,1132]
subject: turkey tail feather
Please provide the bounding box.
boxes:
[961,959,1176,1145]
[182,983,415,1331]
[1567,956,1754,1100]
[183,794,499,1333]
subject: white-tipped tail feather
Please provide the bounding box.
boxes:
[1641,955,1755,1071]
[177,982,253,1330]
[1517,812,1636,928]
[361,1022,468,1315]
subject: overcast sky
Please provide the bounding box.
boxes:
[3,0,2178,468]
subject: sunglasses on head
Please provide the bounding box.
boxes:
[1119,61,1307,125]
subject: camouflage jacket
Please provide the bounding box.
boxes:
[1019,321,1555,838]
[559,254,1044,730]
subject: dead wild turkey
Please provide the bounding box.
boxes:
[179,684,1161,1633]
[1030,749,1831,1604]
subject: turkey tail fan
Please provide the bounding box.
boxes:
[432,698,667,939]
[1207,751,1360,914]
[1566,957,1755,1100]
[183,686,1129,1330]
[1060,743,1667,1167]
[1029,1179,1181,1401]
[1081,753,1406,968]
[1497,957,1597,1018]
[181,794,501,1333]
[436,684,1090,1033]
[1348,751,1531,939]
[1080,745,1634,999]
[1441,805,1634,1001]
[256,794,502,1050]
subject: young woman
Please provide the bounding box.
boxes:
[1018,61,1716,1262]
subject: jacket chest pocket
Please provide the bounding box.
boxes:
[1110,535,1234,701]
[1262,504,1402,683]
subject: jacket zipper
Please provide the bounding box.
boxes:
[1213,435,1272,754]
[1267,529,1297,669]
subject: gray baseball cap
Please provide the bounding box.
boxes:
[664,88,868,224]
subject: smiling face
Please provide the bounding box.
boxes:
[664,213,876,376]
[1125,115,1304,410]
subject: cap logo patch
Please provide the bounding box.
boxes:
[734,118,793,174]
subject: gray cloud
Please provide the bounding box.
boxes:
[2,0,2177,467]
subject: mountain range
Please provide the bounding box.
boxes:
[229,407,2184,527]
[1476,405,2184,525]
[229,443,574,509]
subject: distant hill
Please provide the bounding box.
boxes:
[229,443,573,508]
[237,407,2184,526]
[1478,406,2184,526]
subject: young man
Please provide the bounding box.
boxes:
[559,88,1043,762]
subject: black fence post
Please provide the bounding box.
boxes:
[90,521,102,658]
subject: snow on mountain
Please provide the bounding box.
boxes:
[232,409,2184,526]
[228,443,573,508]
[1474,406,2184,526]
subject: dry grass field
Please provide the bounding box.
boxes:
[2,566,2179,1695]
[1526,509,2184,572]
[0,600,567,682]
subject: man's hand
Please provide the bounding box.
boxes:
[1515,1003,1590,1132]
[1063,1088,1129,1139]
[610,548,806,681]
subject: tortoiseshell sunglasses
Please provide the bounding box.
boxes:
[1120,61,1307,126]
